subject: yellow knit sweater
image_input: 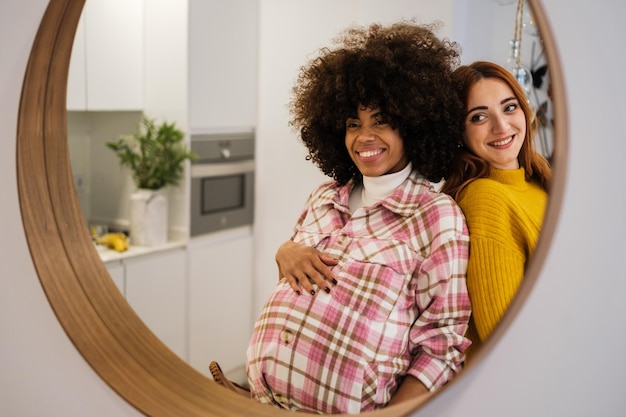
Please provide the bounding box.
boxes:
[457,168,547,357]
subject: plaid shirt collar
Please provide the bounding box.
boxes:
[311,170,433,217]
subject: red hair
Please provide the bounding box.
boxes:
[441,61,551,199]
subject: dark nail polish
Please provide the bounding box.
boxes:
[331,279,338,285]
[324,287,330,293]
[310,290,316,295]
[296,290,301,296]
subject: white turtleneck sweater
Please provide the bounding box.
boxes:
[348,162,413,212]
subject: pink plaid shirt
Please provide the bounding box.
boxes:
[247,171,471,414]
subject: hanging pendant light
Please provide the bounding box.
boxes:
[507,0,533,94]
[522,1,539,37]
[507,39,533,94]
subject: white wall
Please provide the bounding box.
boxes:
[2,1,626,417]
[0,2,143,416]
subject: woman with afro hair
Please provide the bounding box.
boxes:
[245,21,471,413]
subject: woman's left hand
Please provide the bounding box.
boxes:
[275,240,338,295]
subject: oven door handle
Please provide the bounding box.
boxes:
[190,160,255,178]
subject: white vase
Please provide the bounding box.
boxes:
[129,189,168,246]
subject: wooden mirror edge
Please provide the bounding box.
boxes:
[16,0,566,416]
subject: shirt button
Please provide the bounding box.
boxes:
[338,234,348,244]
[280,330,293,344]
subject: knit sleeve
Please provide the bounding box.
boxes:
[465,235,525,341]
[458,182,526,342]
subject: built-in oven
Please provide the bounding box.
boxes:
[190,131,254,237]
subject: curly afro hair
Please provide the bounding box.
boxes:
[289,21,464,185]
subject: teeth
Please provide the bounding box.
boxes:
[491,136,513,147]
[359,149,382,158]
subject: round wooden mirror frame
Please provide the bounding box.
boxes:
[16,0,567,416]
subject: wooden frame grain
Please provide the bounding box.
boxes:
[15,0,566,416]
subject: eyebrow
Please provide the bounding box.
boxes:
[467,96,517,114]
[346,110,384,121]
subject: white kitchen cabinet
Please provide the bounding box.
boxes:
[124,247,187,361]
[104,259,125,295]
[67,11,87,110]
[67,0,143,111]
[188,229,253,381]
[188,0,258,130]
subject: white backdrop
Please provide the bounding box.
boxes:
[1,1,625,416]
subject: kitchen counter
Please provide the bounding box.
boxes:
[97,238,187,263]
[96,225,251,264]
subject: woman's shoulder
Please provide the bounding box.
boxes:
[303,179,351,210]
[308,179,344,196]
[458,172,545,208]
[465,176,506,191]
[407,187,467,234]
[459,177,510,202]
[457,179,516,219]
[410,181,464,215]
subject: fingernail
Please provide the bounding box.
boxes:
[310,290,315,295]
[296,290,301,296]
[331,279,338,285]
[324,287,330,293]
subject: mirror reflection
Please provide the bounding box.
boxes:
[66,0,553,410]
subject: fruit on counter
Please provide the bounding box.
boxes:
[96,233,129,252]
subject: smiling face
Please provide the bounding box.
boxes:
[345,106,408,177]
[463,78,526,170]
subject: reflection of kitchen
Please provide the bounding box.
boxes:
[67,0,258,384]
[67,0,551,388]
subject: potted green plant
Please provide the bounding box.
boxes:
[107,115,196,246]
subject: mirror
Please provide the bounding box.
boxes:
[67,0,555,378]
[17,0,566,415]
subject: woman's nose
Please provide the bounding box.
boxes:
[357,126,375,142]
[491,114,508,134]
